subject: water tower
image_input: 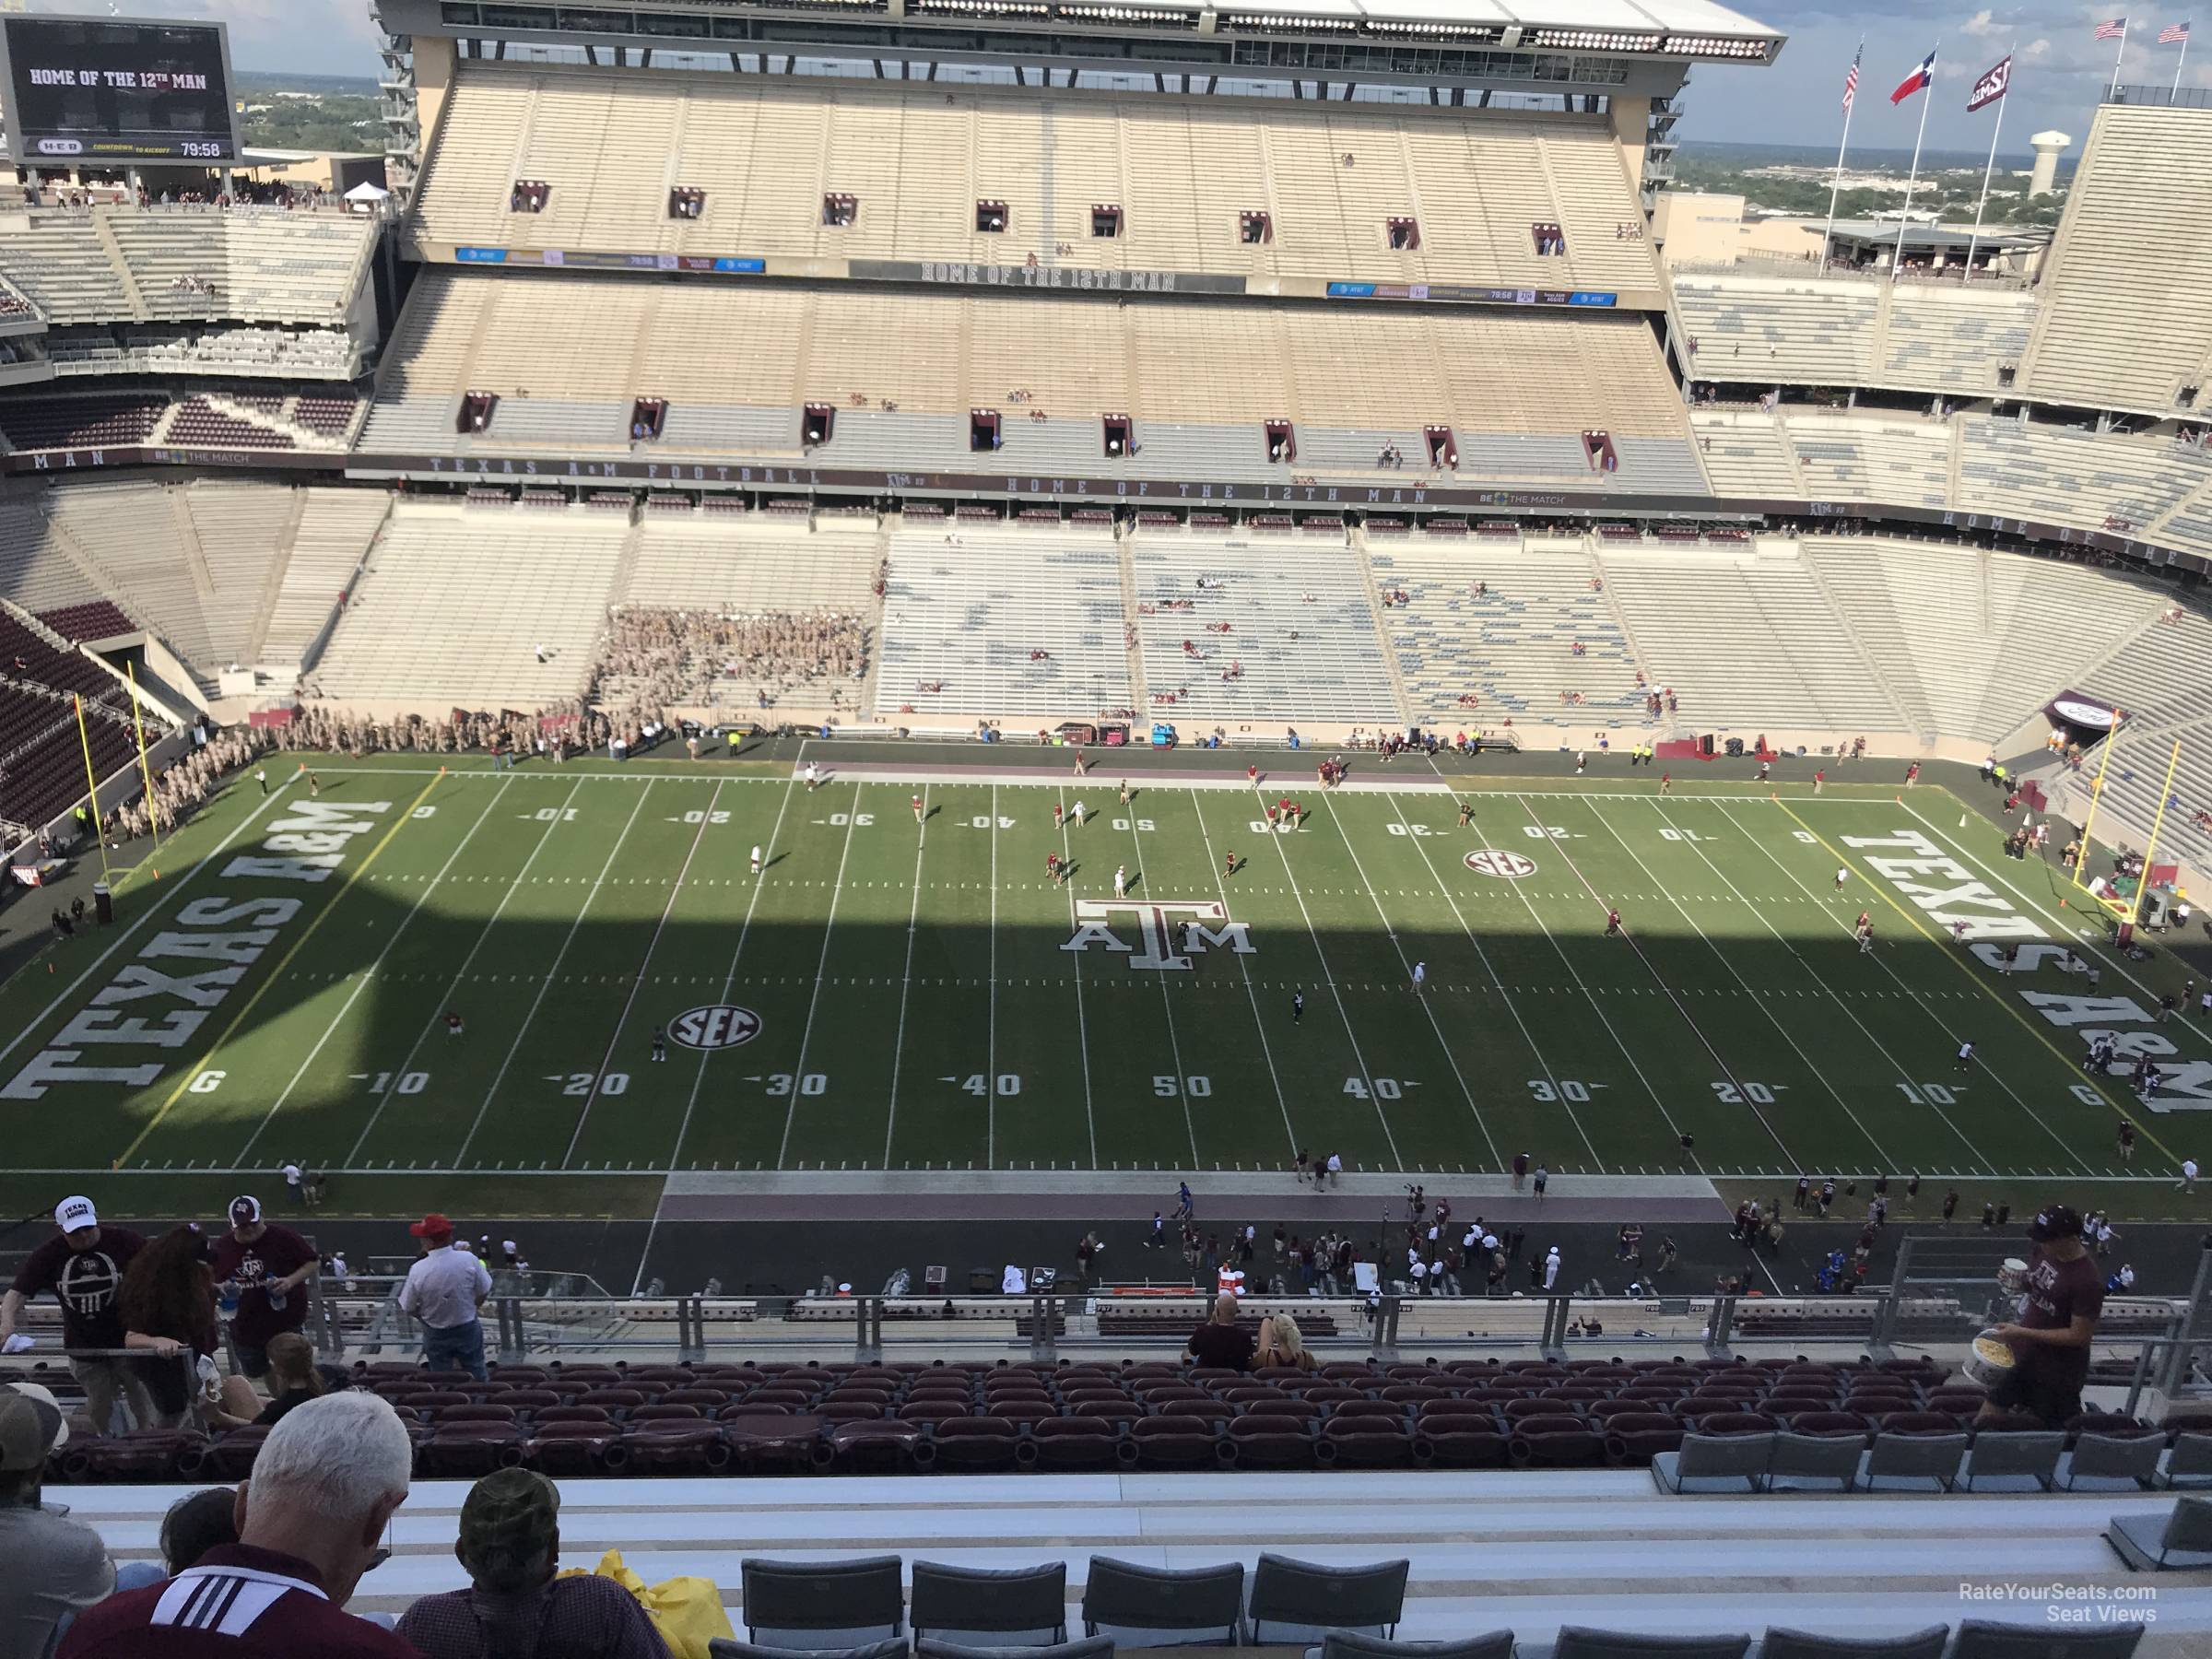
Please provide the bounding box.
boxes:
[2030,131,2072,197]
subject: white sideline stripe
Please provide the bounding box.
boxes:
[237,774,515,1164]
[345,775,589,1166]
[880,783,934,1171]
[1184,788,1295,1159]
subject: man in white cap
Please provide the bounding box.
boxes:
[0,1197,156,1434]
[0,1382,113,1656]
[207,1195,319,1390]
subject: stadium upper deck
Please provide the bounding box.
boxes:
[405,67,1667,301]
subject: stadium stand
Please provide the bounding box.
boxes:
[1955,418,2212,539]
[876,526,1129,720]
[1881,285,2038,394]
[1783,415,1954,509]
[2020,103,2212,416]
[1676,274,1879,385]
[1129,533,1400,727]
[361,270,1702,489]
[1794,536,2174,743]
[1688,412,1804,498]
[1369,538,1650,725]
[1593,537,1907,733]
[407,66,1665,296]
[0,207,376,329]
[253,488,389,668]
[308,501,630,712]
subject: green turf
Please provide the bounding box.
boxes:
[5,758,2207,1218]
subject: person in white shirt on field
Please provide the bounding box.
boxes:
[750,844,762,875]
[1113,864,1128,900]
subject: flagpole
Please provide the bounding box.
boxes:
[1964,65,2008,280]
[1822,39,1864,272]
[2112,17,2129,96]
[1892,53,1936,280]
[2175,30,2190,97]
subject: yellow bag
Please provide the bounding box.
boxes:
[561,1547,735,1659]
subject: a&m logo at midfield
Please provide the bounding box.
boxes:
[1061,901,1255,972]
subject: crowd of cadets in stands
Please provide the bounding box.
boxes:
[271,704,622,761]
[99,725,271,847]
[588,607,867,719]
[27,182,347,211]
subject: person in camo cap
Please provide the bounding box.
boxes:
[395,1467,668,1659]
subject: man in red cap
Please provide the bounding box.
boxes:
[207,1196,318,1390]
[398,1215,491,1382]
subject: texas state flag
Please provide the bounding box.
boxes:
[1890,49,1937,101]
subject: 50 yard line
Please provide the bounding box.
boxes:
[880,783,934,1169]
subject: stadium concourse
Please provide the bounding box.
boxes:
[8,0,2212,1649]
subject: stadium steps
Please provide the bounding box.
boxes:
[85,214,147,321]
[1583,540,1669,735]
[162,488,220,613]
[1790,543,1928,743]
[242,488,312,666]
[1350,522,1417,724]
[1116,525,1148,712]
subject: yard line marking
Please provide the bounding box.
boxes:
[453,779,657,1168]
[881,784,934,1170]
[1259,793,1401,1168]
[1381,793,1583,1169]
[988,782,999,1168]
[665,771,802,1179]
[1320,799,1501,1170]
[1588,796,1895,1172]
[777,780,865,1169]
[1709,796,2078,1177]
[120,771,448,1169]
[561,779,726,1168]
[1776,796,2183,1167]
[1186,790,1295,1159]
[240,774,514,1165]
[0,778,300,1080]
[1120,798,1200,1167]
[1512,793,1805,1172]
[1464,801,1686,1169]
[1898,797,2212,1063]
[1054,784,1100,1168]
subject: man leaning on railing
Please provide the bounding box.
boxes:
[0,1196,159,1434]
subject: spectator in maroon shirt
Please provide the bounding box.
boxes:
[396,1467,669,1659]
[207,1196,319,1384]
[1979,1203,2107,1430]
[59,1390,418,1657]
[0,1195,157,1434]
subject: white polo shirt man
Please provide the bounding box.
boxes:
[398,1214,492,1381]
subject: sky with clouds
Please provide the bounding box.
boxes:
[64,0,2209,156]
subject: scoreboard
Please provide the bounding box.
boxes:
[0,16,241,163]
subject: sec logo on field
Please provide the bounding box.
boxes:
[669,1005,762,1051]
[1465,850,1537,878]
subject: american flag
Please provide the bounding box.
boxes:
[2161,20,2191,41]
[2096,17,2129,37]
[1842,41,1863,110]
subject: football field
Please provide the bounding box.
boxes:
[4,752,2207,1209]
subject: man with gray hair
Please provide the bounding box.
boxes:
[59,1391,417,1656]
[395,1467,668,1657]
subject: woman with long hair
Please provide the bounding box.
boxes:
[1253,1312,1319,1372]
[119,1226,261,1430]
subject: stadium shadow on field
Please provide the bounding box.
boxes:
[12,865,2135,1187]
